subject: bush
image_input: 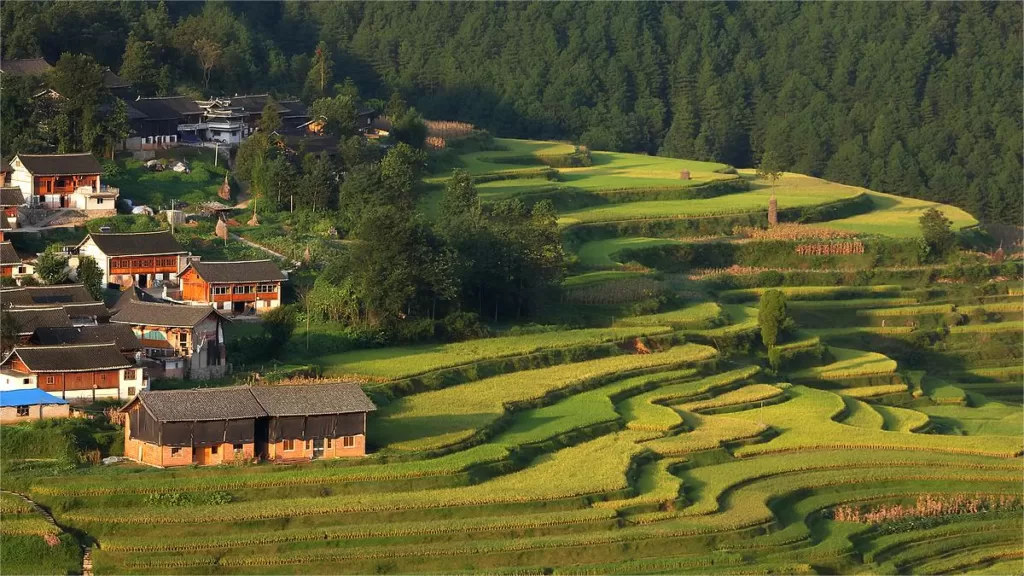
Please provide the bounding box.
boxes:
[439,311,489,341]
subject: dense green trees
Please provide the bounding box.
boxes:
[758,289,788,350]
[920,207,956,261]
[2,2,1018,222]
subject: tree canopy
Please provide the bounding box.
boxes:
[1,2,1019,222]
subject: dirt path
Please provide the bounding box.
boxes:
[229,233,300,267]
[1,490,92,575]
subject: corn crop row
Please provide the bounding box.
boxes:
[794,241,865,256]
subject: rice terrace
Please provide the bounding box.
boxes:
[0,2,1021,575]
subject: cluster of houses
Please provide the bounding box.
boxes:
[0,59,380,469]
[1,229,375,467]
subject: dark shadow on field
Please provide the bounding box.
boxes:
[367,413,495,446]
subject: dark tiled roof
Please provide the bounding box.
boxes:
[278,99,310,118]
[102,69,129,89]
[109,285,163,313]
[0,241,18,266]
[85,230,186,256]
[4,307,73,335]
[1,284,96,306]
[10,302,108,320]
[1,159,11,173]
[14,153,102,176]
[187,260,286,284]
[129,96,202,120]
[0,187,23,206]
[7,343,131,373]
[0,58,53,76]
[228,94,287,114]
[31,324,141,351]
[251,383,376,417]
[130,382,376,422]
[111,300,223,328]
[136,386,267,422]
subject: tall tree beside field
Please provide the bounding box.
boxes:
[119,34,161,96]
[919,208,956,261]
[307,41,333,99]
[758,289,788,350]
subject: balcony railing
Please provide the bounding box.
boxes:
[74,184,120,197]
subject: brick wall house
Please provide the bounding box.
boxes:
[121,383,375,468]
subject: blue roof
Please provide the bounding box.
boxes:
[0,389,68,407]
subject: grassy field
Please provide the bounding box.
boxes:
[318,326,673,380]
[108,148,230,209]
[576,237,684,268]
[821,190,978,237]
[557,172,861,226]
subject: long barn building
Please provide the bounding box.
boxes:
[121,383,376,467]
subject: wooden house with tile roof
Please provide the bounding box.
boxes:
[110,301,227,380]
[120,382,375,467]
[0,284,97,307]
[0,241,22,278]
[77,230,188,289]
[179,259,287,314]
[8,153,116,211]
[0,343,144,402]
[31,324,141,359]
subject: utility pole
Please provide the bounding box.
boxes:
[214,142,219,168]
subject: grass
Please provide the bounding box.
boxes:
[318,326,672,380]
[839,397,885,429]
[820,190,978,237]
[920,398,1022,437]
[373,344,717,451]
[720,285,902,302]
[729,386,1022,458]
[793,347,898,381]
[576,237,684,268]
[107,148,229,209]
[558,172,862,226]
[615,302,723,329]
[561,270,652,287]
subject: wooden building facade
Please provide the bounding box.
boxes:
[179,260,286,314]
[121,383,375,467]
[110,301,227,380]
[8,153,114,211]
[0,343,145,402]
[77,231,188,289]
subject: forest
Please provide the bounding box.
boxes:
[1,1,1020,225]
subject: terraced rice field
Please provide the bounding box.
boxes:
[821,190,978,237]
[12,304,1023,574]
[4,140,1020,574]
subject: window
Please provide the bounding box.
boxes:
[178,333,188,347]
[343,436,355,448]
[233,285,254,294]
[127,387,136,397]
[211,445,219,455]
[45,376,55,385]
[170,447,181,456]
[233,443,243,452]
[326,438,333,449]
[282,439,295,451]
[96,198,104,205]
[212,286,229,295]
[16,406,29,417]
[124,369,136,380]
[257,284,276,293]
[22,378,29,385]
[305,440,312,451]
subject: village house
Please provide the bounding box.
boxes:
[120,382,375,467]
[1,186,24,230]
[0,284,98,306]
[0,343,145,402]
[0,241,25,278]
[0,58,53,77]
[77,230,188,289]
[0,389,70,424]
[1,159,11,185]
[122,96,205,151]
[30,324,141,360]
[8,153,118,212]
[7,301,109,326]
[3,307,74,344]
[110,301,227,380]
[179,260,287,314]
